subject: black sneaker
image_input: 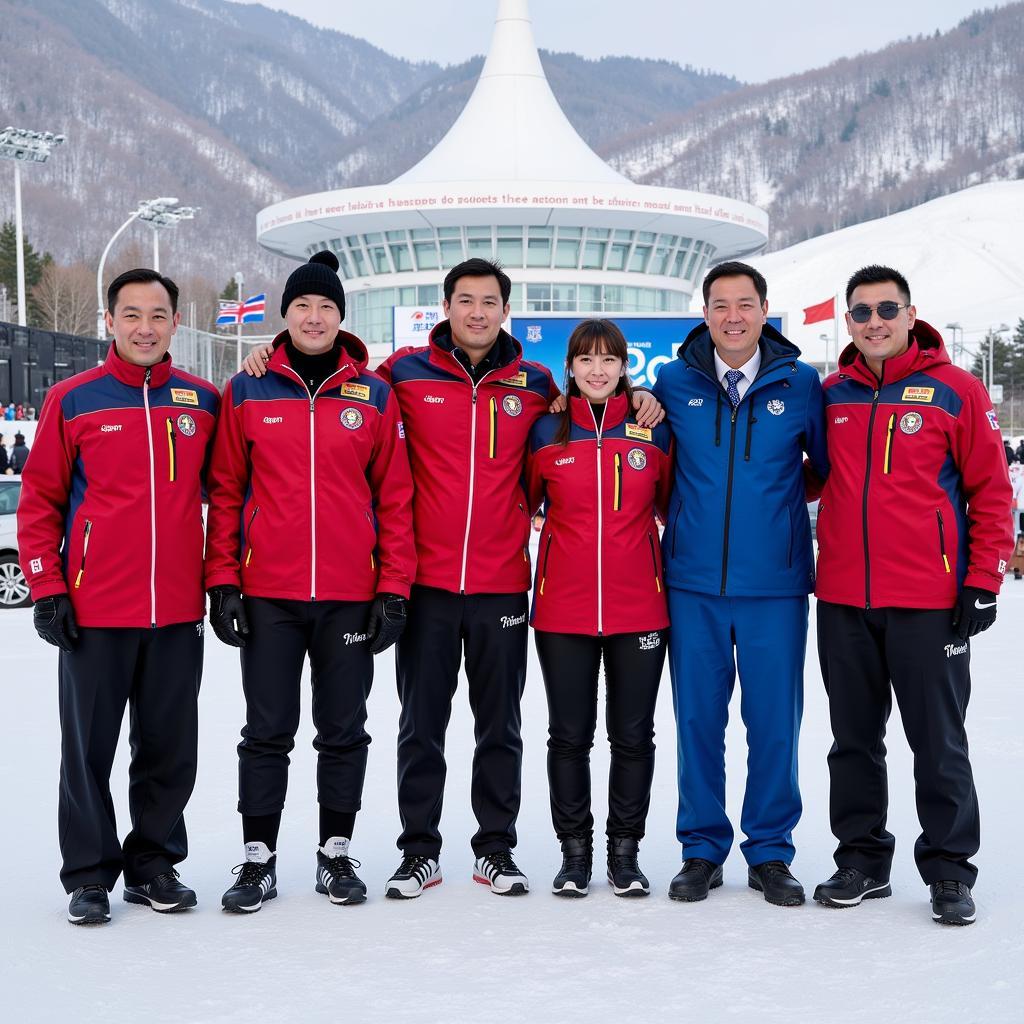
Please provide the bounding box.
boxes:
[473,851,529,895]
[748,860,805,907]
[607,837,650,897]
[222,842,278,914]
[668,858,723,902]
[552,836,592,897]
[315,837,367,906]
[813,866,891,908]
[384,855,441,899]
[123,870,197,913]
[67,884,110,926]
[930,880,976,926]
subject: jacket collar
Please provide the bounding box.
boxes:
[267,328,368,381]
[103,341,173,388]
[569,392,629,431]
[836,319,948,386]
[678,321,801,383]
[427,320,523,382]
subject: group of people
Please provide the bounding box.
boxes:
[17,253,1012,930]
[0,430,30,474]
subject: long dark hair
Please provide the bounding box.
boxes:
[553,319,635,447]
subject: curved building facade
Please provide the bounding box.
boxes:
[257,1,769,344]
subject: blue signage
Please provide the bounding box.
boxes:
[510,315,785,389]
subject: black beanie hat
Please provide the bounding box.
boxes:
[280,250,345,319]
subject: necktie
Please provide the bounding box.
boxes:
[725,369,744,408]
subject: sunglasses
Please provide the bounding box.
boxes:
[848,302,910,323]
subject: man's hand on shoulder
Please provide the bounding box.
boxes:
[951,586,997,639]
[241,345,273,378]
[34,594,78,653]
[633,389,665,427]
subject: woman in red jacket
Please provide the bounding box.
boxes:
[526,319,672,898]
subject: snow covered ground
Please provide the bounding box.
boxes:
[3,579,1022,1023]
[748,180,1024,370]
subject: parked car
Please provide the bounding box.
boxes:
[0,479,31,607]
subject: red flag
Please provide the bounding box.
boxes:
[803,296,835,325]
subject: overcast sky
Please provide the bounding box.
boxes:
[255,0,1002,82]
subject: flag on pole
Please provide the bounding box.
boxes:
[802,296,835,325]
[217,294,266,325]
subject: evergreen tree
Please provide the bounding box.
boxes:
[0,220,50,325]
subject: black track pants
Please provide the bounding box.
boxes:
[817,601,980,885]
[534,630,665,841]
[395,585,528,858]
[57,621,203,893]
[237,597,373,817]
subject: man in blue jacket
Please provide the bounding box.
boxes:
[653,261,828,906]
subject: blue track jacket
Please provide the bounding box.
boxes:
[653,323,828,597]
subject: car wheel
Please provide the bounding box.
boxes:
[0,553,31,608]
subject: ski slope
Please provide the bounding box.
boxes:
[748,180,1024,368]
[2,570,1022,1023]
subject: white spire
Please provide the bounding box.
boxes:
[393,0,628,185]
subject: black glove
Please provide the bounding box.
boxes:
[367,593,407,655]
[951,586,998,639]
[33,594,79,653]
[208,585,249,647]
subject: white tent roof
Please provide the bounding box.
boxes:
[393,0,629,186]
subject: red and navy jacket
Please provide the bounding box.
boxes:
[527,394,673,635]
[378,321,558,595]
[815,321,1013,609]
[205,330,415,602]
[17,344,219,628]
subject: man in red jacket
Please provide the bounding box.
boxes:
[812,265,1012,925]
[18,268,219,925]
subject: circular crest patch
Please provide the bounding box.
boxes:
[627,447,647,470]
[176,413,196,437]
[766,399,785,416]
[899,411,923,435]
[502,394,522,417]
[340,407,364,430]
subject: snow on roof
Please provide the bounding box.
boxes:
[393,0,629,187]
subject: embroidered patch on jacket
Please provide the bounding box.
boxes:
[176,413,196,437]
[625,424,652,441]
[766,399,785,415]
[901,386,934,403]
[502,394,522,417]
[899,411,923,435]
[341,382,371,401]
[627,447,647,470]
[986,409,1000,430]
[170,388,199,406]
[340,407,364,430]
[501,371,528,388]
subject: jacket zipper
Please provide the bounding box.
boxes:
[366,509,376,571]
[74,519,93,589]
[449,359,502,594]
[591,405,605,635]
[143,368,157,626]
[519,502,530,562]
[488,396,498,459]
[862,370,884,608]
[165,417,177,482]
[613,452,622,511]
[936,510,951,574]
[281,364,350,600]
[539,532,553,595]
[883,413,895,474]
[244,505,260,567]
[647,531,662,593]
[719,404,739,595]
[670,501,681,559]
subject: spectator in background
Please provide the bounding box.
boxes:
[0,436,8,475]
[4,403,14,421]
[27,405,37,421]
[1015,439,1024,463]
[15,403,25,421]
[1004,438,1016,465]
[10,432,30,474]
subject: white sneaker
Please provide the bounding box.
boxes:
[384,855,442,899]
[473,852,529,895]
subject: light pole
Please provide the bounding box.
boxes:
[96,197,197,338]
[945,322,963,367]
[138,202,199,273]
[991,323,1010,400]
[0,126,66,327]
[819,333,830,376]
